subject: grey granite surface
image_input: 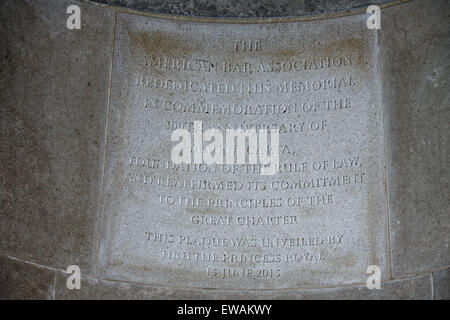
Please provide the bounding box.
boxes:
[0,0,113,273]
[381,0,450,278]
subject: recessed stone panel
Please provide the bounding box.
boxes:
[97,12,388,289]
[0,255,55,300]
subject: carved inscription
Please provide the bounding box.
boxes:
[98,14,387,289]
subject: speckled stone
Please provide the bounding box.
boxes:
[0,255,55,300]
[0,0,113,273]
[90,0,393,18]
[381,0,450,278]
[96,8,388,290]
[432,268,449,300]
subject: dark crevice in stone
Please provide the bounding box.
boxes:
[89,0,394,18]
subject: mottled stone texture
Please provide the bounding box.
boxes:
[0,0,113,273]
[381,0,450,277]
[90,0,392,18]
[0,255,55,300]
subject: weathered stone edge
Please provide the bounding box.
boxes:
[1,254,447,299]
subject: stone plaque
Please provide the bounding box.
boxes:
[97,12,388,289]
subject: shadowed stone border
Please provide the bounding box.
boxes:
[89,0,396,19]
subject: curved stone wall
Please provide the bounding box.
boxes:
[0,0,448,299]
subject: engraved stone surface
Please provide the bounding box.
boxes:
[97,12,388,289]
[381,0,450,277]
[432,268,449,300]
